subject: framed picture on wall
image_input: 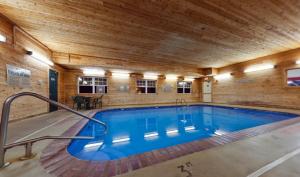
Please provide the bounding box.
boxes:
[6,64,31,88]
[286,68,300,87]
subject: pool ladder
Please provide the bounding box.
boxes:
[176,99,188,106]
[0,92,108,169]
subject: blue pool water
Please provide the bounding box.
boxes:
[67,105,298,161]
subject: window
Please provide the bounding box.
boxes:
[137,80,156,93]
[287,68,300,87]
[177,81,192,93]
[94,77,108,93]
[78,77,107,94]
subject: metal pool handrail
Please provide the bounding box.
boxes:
[0,92,107,168]
[176,98,188,106]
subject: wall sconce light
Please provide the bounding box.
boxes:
[165,74,178,80]
[82,68,105,76]
[296,60,300,65]
[244,64,274,73]
[112,72,130,78]
[143,72,159,80]
[214,73,232,80]
[0,34,6,43]
[26,50,54,66]
[184,76,195,82]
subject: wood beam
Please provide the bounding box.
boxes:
[53,52,203,76]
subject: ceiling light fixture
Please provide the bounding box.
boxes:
[26,50,54,66]
[296,60,300,65]
[244,64,274,73]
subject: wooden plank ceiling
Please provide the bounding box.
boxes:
[1,0,300,69]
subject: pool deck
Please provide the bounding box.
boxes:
[1,103,300,177]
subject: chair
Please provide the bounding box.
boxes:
[84,97,92,109]
[93,95,103,109]
[76,96,87,110]
[71,96,78,109]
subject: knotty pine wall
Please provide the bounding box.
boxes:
[64,70,202,107]
[0,15,65,121]
[212,48,300,109]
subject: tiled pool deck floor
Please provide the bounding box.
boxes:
[2,103,300,177]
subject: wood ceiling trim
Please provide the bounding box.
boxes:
[53,52,202,75]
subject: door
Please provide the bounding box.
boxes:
[202,80,212,102]
[49,69,58,112]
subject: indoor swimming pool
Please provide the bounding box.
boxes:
[67,105,299,161]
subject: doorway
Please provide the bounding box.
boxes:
[202,80,212,102]
[49,69,58,112]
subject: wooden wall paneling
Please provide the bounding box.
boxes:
[63,70,202,108]
[0,15,65,121]
[212,48,300,109]
[0,14,13,44]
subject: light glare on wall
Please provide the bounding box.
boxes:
[0,34,6,42]
[244,64,274,73]
[214,73,231,80]
[82,68,105,76]
[165,74,178,80]
[296,60,300,65]
[26,50,54,66]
